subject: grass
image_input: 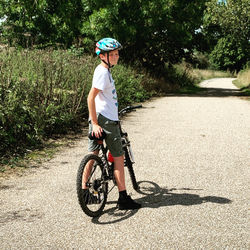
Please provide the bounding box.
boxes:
[0,49,245,177]
[0,48,155,176]
[233,68,250,96]
[0,48,154,160]
[176,85,205,95]
[176,67,234,95]
[191,68,234,82]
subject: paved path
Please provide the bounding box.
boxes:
[0,78,249,249]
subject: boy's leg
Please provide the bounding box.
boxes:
[83,151,125,190]
[113,155,126,191]
[114,155,141,210]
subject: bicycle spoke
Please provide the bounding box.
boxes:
[76,154,108,217]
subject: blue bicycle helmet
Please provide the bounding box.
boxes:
[95,38,122,55]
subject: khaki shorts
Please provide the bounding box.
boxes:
[88,113,124,157]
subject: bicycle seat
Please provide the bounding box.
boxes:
[88,130,106,140]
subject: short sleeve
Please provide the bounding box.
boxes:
[92,67,110,91]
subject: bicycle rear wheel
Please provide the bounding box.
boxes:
[124,147,139,191]
[76,154,108,217]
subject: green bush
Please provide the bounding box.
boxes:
[167,62,195,87]
[0,48,197,158]
[209,36,249,72]
[192,52,210,69]
[113,65,151,108]
[233,63,250,95]
[0,49,154,156]
[0,49,97,155]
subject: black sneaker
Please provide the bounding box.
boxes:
[82,189,99,204]
[117,195,141,210]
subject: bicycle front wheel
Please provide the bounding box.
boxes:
[76,154,108,217]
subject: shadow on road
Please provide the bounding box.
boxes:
[92,204,138,225]
[92,181,232,225]
[167,87,248,98]
[136,181,232,208]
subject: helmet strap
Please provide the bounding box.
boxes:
[101,52,113,69]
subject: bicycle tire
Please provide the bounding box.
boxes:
[76,154,108,217]
[124,147,139,191]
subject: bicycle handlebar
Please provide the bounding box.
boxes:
[119,105,142,115]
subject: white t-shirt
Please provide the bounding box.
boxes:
[92,64,118,121]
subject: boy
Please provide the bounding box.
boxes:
[84,38,141,210]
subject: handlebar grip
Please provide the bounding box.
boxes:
[131,105,142,109]
[119,104,143,115]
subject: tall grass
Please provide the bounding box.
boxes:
[2,49,223,159]
[233,66,250,95]
[0,49,96,155]
[0,49,155,157]
[234,68,250,88]
[191,68,234,83]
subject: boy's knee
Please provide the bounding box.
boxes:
[113,155,124,161]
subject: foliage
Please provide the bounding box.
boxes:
[0,0,208,72]
[191,68,233,83]
[112,65,151,108]
[203,0,250,71]
[0,0,84,47]
[0,49,96,155]
[81,0,208,72]
[204,0,249,40]
[209,36,249,71]
[2,0,247,158]
[191,51,210,69]
[1,0,249,73]
[0,49,155,157]
[233,63,250,95]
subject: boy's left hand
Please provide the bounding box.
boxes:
[92,123,103,139]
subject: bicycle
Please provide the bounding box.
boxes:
[76,105,142,217]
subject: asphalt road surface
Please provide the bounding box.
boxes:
[0,78,249,249]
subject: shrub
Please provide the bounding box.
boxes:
[192,52,210,69]
[233,63,250,95]
[0,49,97,155]
[0,48,199,158]
[0,49,153,156]
[209,36,249,72]
[237,63,250,87]
[112,65,151,108]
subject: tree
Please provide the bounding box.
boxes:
[210,36,248,71]
[203,0,250,71]
[1,0,208,73]
[0,0,83,47]
[81,0,208,73]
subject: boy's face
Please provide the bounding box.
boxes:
[100,49,119,67]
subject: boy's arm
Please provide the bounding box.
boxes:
[87,87,103,138]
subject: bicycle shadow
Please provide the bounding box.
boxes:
[91,181,232,225]
[136,181,232,208]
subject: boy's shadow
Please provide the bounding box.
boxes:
[92,181,232,225]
